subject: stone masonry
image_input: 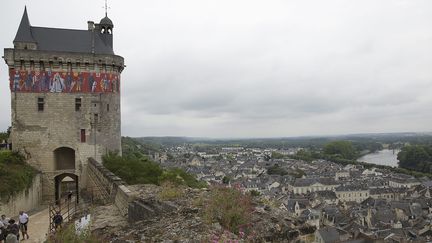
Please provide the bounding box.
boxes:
[2,8,125,202]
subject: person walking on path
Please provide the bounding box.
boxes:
[53,211,63,230]
[67,191,73,202]
[18,211,29,240]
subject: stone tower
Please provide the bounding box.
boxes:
[3,7,125,202]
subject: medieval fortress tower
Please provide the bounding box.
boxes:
[3,7,124,202]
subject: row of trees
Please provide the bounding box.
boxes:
[398,145,432,172]
[289,140,383,163]
[0,127,11,142]
[290,139,432,177]
[323,141,359,160]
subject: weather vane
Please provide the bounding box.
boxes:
[104,0,110,17]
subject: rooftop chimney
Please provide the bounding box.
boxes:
[87,21,94,31]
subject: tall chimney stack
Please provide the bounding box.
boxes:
[87,21,94,31]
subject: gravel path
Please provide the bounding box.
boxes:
[22,207,49,243]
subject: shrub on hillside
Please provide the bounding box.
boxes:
[102,153,163,185]
[103,153,207,188]
[159,168,207,188]
[0,151,36,201]
[158,181,184,200]
[204,186,253,234]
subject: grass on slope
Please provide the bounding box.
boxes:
[0,150,37,201]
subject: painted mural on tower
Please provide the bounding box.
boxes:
[9,69,120,93]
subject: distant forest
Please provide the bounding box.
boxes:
[136,133,432,150]
[398,145,432,173]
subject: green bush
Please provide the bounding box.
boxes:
[158,182,184,200]
[249,190,260,197]
[0,151,36,201]
[159,168,207,188]
[103,153,207,188]
[267,164,288,175]
[103,153,163,185]
[204,186,253,234]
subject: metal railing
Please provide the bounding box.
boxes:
[48,195,79,233]
[47,186,113,236]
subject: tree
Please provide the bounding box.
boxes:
[0,127,11,142]
[271,152,284,159]
[398,145,432,172]
[323,141,358,160]
[267,164,288,176]
[249,190,260,197]
[292,149,316,162]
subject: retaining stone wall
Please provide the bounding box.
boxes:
[0,173,42,216]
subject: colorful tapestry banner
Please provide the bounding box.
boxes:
[9,69,120,93]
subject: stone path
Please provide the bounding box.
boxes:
[22,207,49,243]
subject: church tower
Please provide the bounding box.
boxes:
[3,7,125,202]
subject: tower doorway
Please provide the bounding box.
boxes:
[54,173,78,204]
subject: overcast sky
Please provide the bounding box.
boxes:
[1,0,431,138]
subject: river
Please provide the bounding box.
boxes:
[358,149,400,167]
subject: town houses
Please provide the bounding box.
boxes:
[153,144,432,242]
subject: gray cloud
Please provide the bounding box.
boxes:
[1,0,432,137]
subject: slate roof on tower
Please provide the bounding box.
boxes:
[14,7,36,43]
[13,7,114,55]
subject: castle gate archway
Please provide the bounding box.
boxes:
[54,173,79,203]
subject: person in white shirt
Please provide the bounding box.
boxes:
[0,214,10,242]
[0,219,5,242]
[1,215,9,227]
[18,211,29,240]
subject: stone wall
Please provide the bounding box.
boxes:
[86,158,134,215]
[3,48,123,202]
[128,198,177,223]
[115,185,133,216]
[10,91,121,170]
[0,173,42,216]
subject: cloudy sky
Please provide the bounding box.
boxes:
[0,0,431,138]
